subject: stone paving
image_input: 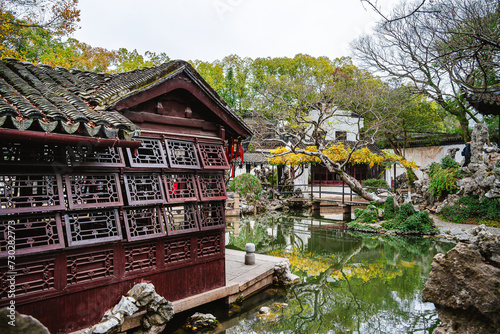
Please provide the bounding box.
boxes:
[432,214,500,239]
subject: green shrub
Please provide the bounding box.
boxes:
[229,173,262,198]
[428,156,462,198]
[402,211,435,232]
[395,202,416,223]
[382,208,435,233]
[440,156,460,169]
[267,170,277,186]
[441,195,500,224]
[362,178,390,189]
[354,205,378,224]
[383,196,398,220]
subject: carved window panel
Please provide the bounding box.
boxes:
[124,242,156,273]
[197,143,229,169]
[64,209,122,247]
[67,249,114,285]
[65,173,123,209]
[67,145,125,167]
[124,173,165,205]
[198,201,226,230]
[0,257,55,298]
[0,174,64,215]
[196,233,221,258]
[163,173,198,202]
[164,139,200,169]
[123,206,165,242]
[0,142,65,166]
[163,204,199,235]
[126,138,168,168]
[197,173,227,201]
[165,237,191,265]
[0,214,65,257]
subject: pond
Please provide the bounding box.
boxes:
[166,210,456,334]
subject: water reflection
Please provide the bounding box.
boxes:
[223,212,455,334]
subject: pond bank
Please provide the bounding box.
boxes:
[431,214,500,240]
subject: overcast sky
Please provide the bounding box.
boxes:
[73,0,399,62]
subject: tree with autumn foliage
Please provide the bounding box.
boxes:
[252,55,417,203]
[0,0,80,57]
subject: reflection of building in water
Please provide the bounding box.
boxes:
[308,225,363,255]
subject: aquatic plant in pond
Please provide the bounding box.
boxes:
[224,213,455,334]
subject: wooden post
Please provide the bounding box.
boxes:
[319,179,322,199]
[312,201,321,212]
[342,179,345,205]
[343,205,352,222]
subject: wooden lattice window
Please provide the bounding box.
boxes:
[64,209,122,246]
[197,173,227,201]
[0,174,64,214]
[67,145,125,167]
[124,173,165,206]
[123,206,165,241]
[163,173,198,202]
[0,142,65,166]
[165,237,191,265]
[196,232,222,258]
[197,143,229,169]
[198,201,226,230]
[67,249,114,285]
[0,214,65,257]
[124,242,157,273]
[163,204,199,235]
[126,138,168,168]
[65,173,123,209]
[164,139,200,169]
[0,257,56,298]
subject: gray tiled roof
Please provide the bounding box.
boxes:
[463,85,500,116]
[0,59,252,140]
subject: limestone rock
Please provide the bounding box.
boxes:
[274,261,300,285]
[184,313,218,332]
[422,243,500,332]
[91,283,174,334]
[0,308,49,334]
[128,283,156,307]
[111,296,139,317]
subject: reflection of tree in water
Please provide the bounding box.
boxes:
[225,213,456,333]
[247,233,453,333]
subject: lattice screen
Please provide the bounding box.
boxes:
[163,173,199,202]
[163,204,200,235]
[0,142,65,165]
[0,174,64,214]
[65,173,123,209]
[67,249,114,285]
[126,138,168,168]
[196,173,227,201]
[124,242,157,273]
[0,257,56,297]
[124,173,165,205]
[67,146,125,167]
[164,139,200,169]
[196,232,221,257]
[197,143,229,169]
[0,214,65,256]
[64,209,122,246]
[123,206,165,241]
[165,237,191,264]
[198,201,226,230]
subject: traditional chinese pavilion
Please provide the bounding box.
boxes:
[0,58,251,333]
